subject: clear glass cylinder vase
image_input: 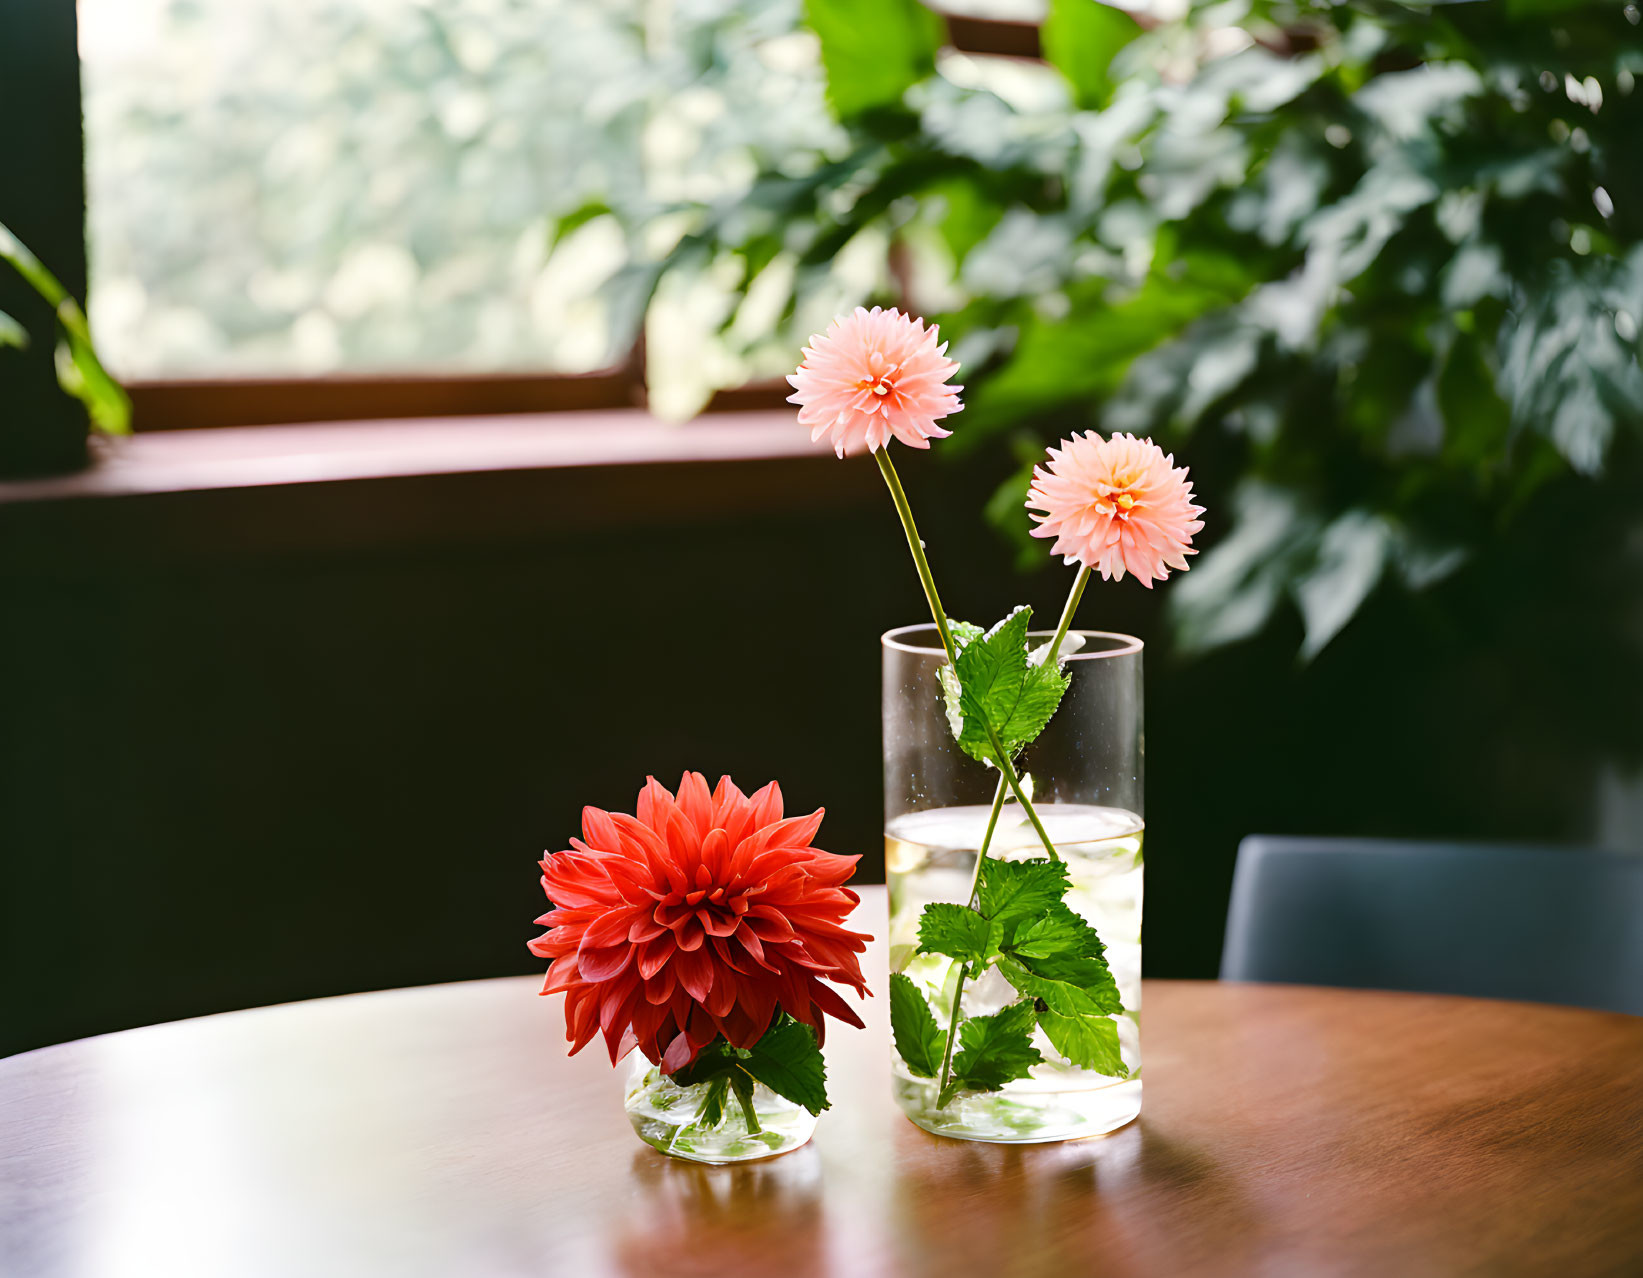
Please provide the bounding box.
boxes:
[883,623,1144,1142]
[624,1057,819,1164]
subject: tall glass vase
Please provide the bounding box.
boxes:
[882,624,1144,1142]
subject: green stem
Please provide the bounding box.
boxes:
[1047,565,1092,662]
[731,1070,762,1134]
[875,449,1060,866]
[875,450,961,663]
[934,566,1091,1102]
[934,787,1005,1095]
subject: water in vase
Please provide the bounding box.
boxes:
[886,802,1143,1142]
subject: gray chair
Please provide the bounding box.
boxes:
[1220,836,1643,1016]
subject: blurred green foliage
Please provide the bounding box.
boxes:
[0,221,130,434]
[613,0,1643,671]
[82,0,838,379]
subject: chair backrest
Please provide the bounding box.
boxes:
[1220,836,1643,1016]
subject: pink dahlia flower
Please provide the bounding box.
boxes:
[1026,432,1205,586]
[786,306,963,457]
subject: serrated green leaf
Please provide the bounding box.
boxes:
[1042,0,1142,110]
[805,0,942,121]
[999,960,1127,1075]
[976,857,1070,928]
[890,972,948,1078]
[949,621,985,648]
[1043,1007,1125,1076]
[953,607,1031,763]
[740,1015,830,1116]
[949,1000,1043,1094]
[917,903,1000,966]
[950,607,1071,766]
[1009,902,1107,961]
[938,620,984,744]
[1018,950,1123,1011]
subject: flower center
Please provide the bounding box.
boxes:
[1114,492,1136,513]
[857,350,900,401]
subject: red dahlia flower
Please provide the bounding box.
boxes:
[530,772,872,1073]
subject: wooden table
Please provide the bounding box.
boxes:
[3,888,1641,1278]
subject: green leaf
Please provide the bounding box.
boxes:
[740,1015,830,1116]
[975,856,1070,928]
[546,200,614,253]
[805,0,943,121]
[1000,898,1123,1018]
[998,960,1127,1075]
[937,620,987,743]
[0,220,130,434]
[917,903,1001,966]
[0,309,26,349]
[1009,902,1106,962]
[666,1039,738,1088]
[1293,511,1394,661]
[951,607,1071,765]
[948,1000,1043,1094]
[889,972,948,1078]
[698,1074,730,1129]
[1041,0,1141,110]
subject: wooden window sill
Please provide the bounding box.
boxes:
[0,409,834,505]
[0,409,885,565]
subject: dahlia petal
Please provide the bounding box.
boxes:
[676,771,714,837]
[704,971,738,1018]
[761,809,825,852]
[603,858,656,904]
[637,934,674,980]
[577,943,632,983]
[673,945,715,1002]
[660,1030,695,1074]
[609,813,670,871]
[536,866,616,910]
[664,808,701,870]
[673,916,707,952]
[580,806,623,854]
[748,781,784,829]
[581,909,638,950]
[710,933,747,972]
[743,906,797,944]
[806,977,867,1029]
[635,775,674,827]
[699,828,731,882]
[734,922,778,972]
[631,995,669,1044]
[564,988,601,1056]
[540,961,578,996]
[643,967,676,1004]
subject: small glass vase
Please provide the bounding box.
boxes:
[883,623,1144,1143]
[624,1058,818,1164]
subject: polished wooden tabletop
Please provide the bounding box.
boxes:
[3,887,1641,1278]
